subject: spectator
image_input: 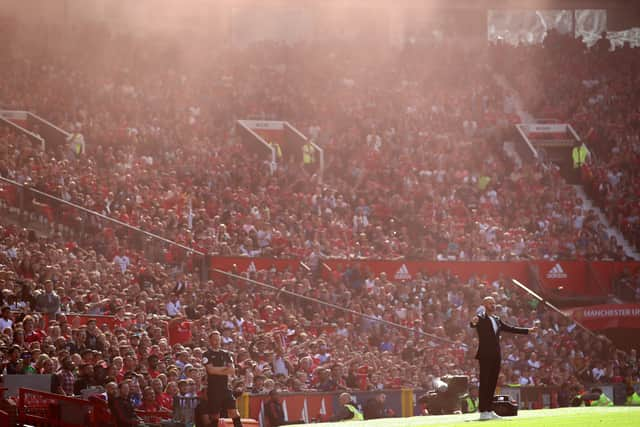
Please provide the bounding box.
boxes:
[34,280,60,315]
[140,386,169,423]
[264,389,302,426]
[151,378,173,410]
[55,357,76,396]
[109,381,143,427]
[331,392,364,421]
[166,295,182,318]
[4,345,23,375]
[363,392,390,420]
[74,363,98,395]
[0,306,13,332]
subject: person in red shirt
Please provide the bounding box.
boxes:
[116,355,137,384]
[139,386,170,423]
[146,355,161,379]
[112,307,131,329]
[151,378,173,410]
[22,315,46,344]
[168,316,192,346]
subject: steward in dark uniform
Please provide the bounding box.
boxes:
[203,330,243,427]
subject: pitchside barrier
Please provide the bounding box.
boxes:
[241,389,410,423]
[18,388,94,427]
[240,384,638,424]
[4,384,638,427]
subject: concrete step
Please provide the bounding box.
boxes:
[493,73,536,124]
[572,184,640,260]
[502,141,522,169]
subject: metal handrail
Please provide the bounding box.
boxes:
[0,116,45,150]
[534,118,561,124]
[0,175,205,257]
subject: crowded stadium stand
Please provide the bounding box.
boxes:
[0,0,640,426]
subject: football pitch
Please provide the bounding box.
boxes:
[287,407,640,427]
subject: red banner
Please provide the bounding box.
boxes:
[43,314,118,331]
[210,257,640,298]
[210,257,530,284]
[210,257,302,278]
[590,261,640,293]
[571,304,640,330]
[536,261,590,295]
[324,259,529,283]
[537,261,640,296]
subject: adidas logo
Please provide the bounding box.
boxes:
[246,262,257,273]
[546,263,567,279]
[394,264,411,280]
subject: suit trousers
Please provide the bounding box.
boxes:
[478,357,501,412]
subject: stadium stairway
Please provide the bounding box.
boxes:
[496,72,532,170]
[494,73,535,124]
[494,72,640,261]
[572,185,640,261]
[502,141,522,169]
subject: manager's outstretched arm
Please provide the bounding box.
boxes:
[500,319,537,335]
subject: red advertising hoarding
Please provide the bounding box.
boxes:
[571,304,640,330]
[210,256,640,297]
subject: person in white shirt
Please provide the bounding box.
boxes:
[591,363,606,381]
[166,295,182,317]
[0,306,13,332]
[518,370,535,386]
[527,352,542,369]
[113,254,130,274]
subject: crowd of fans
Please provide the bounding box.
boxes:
[0,219,638,406]
[0,21,637,421]
[496,30,640,252]
[1,30,630,263]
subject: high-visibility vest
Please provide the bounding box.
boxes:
[592,393,613,406]
[302,143,315,164]
[70,133,85,155]
[478,176,491,190]
[626,392,640,406]
[343,404,364,421]
[572,144,589,168]
[464,396,478,413]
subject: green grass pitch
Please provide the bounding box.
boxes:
[287,407,640,427]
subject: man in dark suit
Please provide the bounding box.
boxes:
[35,280,60,315]
[470,296,537,420]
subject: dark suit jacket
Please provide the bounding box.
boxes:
[265,398,285,427]
[108,396,138,427]
[471,315,529,360]
[35,291,60,314]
